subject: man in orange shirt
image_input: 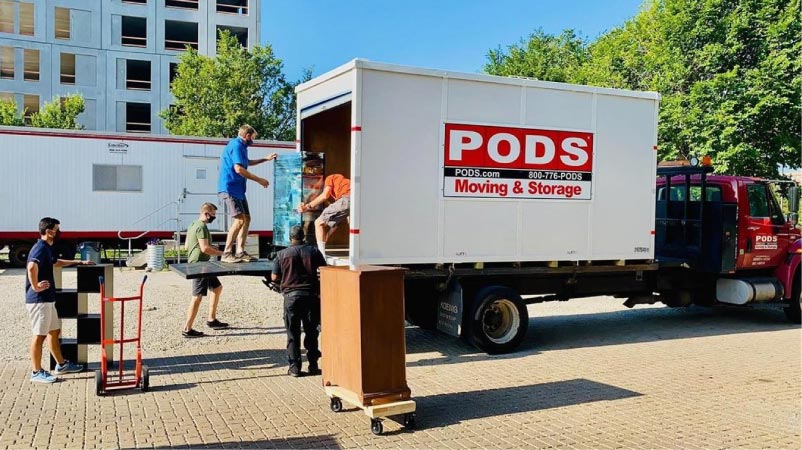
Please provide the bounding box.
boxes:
[297,174,350,257]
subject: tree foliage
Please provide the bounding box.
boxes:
[30,95,85,129]
[161,31,308,141]
[485,0,800,178]
[0,94,84,129]
[0,99,24,126]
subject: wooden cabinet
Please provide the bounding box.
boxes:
[320,266,410,406]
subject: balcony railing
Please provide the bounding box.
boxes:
[166,0,199,10]
[126,121,151,133]
[126,79,151,90]
[23,69,39,81]
[60,73,76,84]
[122,35,147,47]
[216,2,248,15]
[165,39,198,51]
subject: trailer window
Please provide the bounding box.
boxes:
[93,164,143,192]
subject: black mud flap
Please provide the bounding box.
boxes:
[436,280,463,337]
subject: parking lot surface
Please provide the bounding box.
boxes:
[0,267,799,449]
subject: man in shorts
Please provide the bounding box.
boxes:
[26,217,93,383]
[297,174,350,257]
[218,124,277,263]
[182,203,227,337]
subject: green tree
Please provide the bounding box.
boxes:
[29,94,85,129]
[161,31,308,141]
[485,29,590,83]
[0,99,24,126]
[485,0,801,178]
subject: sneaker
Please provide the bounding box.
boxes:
[206,319,229,329]
[221,252,245,263]
[182,329,205,338]
[307,364,321,376]
[30,369,58,384]
[54,360,84,374]
[287,367,304,378]
[236,251,258,262]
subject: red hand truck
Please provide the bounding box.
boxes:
[95,275,150,396]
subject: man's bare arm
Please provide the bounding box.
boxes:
[199,238,223,257]
[248,153,278,166]
[234,164,269,188]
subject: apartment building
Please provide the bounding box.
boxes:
[0,0,259,133]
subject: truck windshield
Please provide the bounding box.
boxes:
[657,185,722,202]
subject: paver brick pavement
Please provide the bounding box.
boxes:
[0,268,799,449]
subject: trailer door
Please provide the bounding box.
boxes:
[181,157,224,231]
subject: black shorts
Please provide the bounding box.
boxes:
[191,277,221,296]
[219,193,250,217]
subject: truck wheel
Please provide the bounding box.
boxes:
[464,286,528,354]
[784,273,801,324]
[8,243,32,268]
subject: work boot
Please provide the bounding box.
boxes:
[236,251,258,262]
[287,366,304,378]
[221,252,244,263]
[307,362,321,376]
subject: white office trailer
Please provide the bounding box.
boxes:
[296,59,660,267]
[0,126,294,267]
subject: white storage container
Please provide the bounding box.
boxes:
[296,59,660,266]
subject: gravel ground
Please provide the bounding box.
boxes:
[0,262,666,364]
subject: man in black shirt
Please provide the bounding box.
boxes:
[271,226,327,377]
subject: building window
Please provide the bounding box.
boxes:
[19,2,34,36]
[126,59,151,90]
[169,62,178,85]
[216,25,247,47]
[93,165,143,192]
[23,48,38,81]
[125,102,150,133]
[23,94,38,123]
[122,0,147,4]
[166,0,198,10]
[60,53,75,84]
[217,0,248,15]
[0,92,13,102]
[0,46,13,79]
[55,7,70,39]
[164,20,198,51]
[121,16,147,47]
[0,1,12,33]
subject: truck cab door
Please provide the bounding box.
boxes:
[740,183,789,268]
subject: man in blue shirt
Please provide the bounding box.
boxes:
[218,124,277,263]
[25,217,94,383]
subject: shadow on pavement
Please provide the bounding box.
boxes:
[145,348,286,376]
[406,304,797,365]
[416,378,642,429]
[127,435,342,449]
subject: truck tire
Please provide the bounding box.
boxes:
[784,273,801,324]
[8,243,32,268]
[464,286,528,354]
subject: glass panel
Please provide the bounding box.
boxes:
[23,48,38,81]
[116,165,143,191]
[0,1,13,33]
[0,46,13,79]
[93,165,117,191]
[60,53,75,84]
[747,184,770,218]
[19,2,34,36]
[23,94,38,122]
[55,7,70,39]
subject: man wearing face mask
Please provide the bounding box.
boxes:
[182,203,226,337]
[26,217,94,384]
[218,124,278,263]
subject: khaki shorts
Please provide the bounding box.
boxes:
[318,196,350,228]
[26,302,61,336]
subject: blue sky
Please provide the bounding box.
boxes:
[262,0,644,81]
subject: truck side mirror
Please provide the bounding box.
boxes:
[788,186,800,225]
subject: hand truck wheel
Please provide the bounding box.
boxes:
[140,365,150,392]
[370,418,383,435]
[94,370,104,396]
[329,397,343,413]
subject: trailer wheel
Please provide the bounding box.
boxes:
[465,286,528,354]
[784,273,801,324]
[8,243,32,268]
